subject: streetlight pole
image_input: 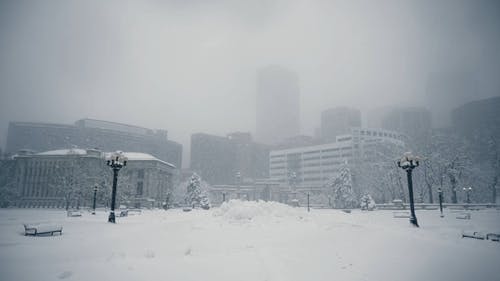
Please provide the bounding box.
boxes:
[463,187,472,204]
[437,187,444,218]
[397,152,420,227]
[106,151,127,223]
[307,192,310,212]
[236,171,241,188]
[92,185,98,215]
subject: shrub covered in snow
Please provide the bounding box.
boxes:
[360,194,376,210]
[327,164,358,209]
[184,173,211,209]
[213,200,307,221]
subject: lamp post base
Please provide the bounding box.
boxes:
[108,212,116,223]
[410,216,419,227]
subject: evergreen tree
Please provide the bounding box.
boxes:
[360,194,376,210]
[328,165,358,209]
[185,173,203,208]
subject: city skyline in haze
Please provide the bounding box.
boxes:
[1,0,500,167]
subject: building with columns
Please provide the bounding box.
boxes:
[11,148,176,208]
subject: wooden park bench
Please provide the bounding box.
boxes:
[486,233,500,242]
[67,210,82,217]
[462,231,500,242]
[127,209,142,216]
[393,211,410,218]
[455,212,471,220]
[24,223,63,236]
[462,231,485,240]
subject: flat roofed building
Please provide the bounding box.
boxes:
[6,119,182,168]
[12,149,176,209]
[269,127,406,188]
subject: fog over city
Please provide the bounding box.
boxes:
[1,0,499,166]
[1,1,500,281]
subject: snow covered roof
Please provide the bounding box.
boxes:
[32,149,176,168]
[104,152,176,168]
[37,148,88,156]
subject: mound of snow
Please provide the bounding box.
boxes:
[213,200,307,221]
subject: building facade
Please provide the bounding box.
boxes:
[269,128,407,189]
[380,107,431,144]
[452,96,500,142]
[190,132,269,185]
[256,65,300,145]
[6,118,182,168]
[320,107,361,143]
[11,149,176,208]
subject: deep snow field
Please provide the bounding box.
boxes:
[0,201,499,281]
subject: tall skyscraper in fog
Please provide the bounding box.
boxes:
[425,71,479,128]
[321,107,361,143]
[381,107,431,143]
[256,65,300,145]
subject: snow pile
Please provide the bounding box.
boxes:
[213,200,307,221]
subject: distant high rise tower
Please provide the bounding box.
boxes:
[321,107,361,142]
[381,107,432,143]
[425,71,479,128]
[256,65,300,145]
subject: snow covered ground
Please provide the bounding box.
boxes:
[1,201,499,281]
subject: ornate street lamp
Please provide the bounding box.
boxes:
[397,152,420,227]
[92,184,98,215]
[463,187,472,204]
[236,171,241,188]
[106,151,127,223]
[289,171,297,190]
[307,192,310,212]
[437,187,444,218]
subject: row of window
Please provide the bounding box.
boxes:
[354,130,404,140]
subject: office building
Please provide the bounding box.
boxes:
[256,65,300,144]
[190,132,269,185]
[6,118,182,168]
[321,107,361,142]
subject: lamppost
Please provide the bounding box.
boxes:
[437,187,444,218]
[307,192,310,212]
[289,171,297,190]
[92,184,98,215]
[236,171,241,188]
[397,152,420,227]
[463,187,472,204]
[106,151,127,223]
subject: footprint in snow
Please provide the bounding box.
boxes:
[58,271,73,279]
[144,249,155,259]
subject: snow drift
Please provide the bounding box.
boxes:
[212,199,307,221]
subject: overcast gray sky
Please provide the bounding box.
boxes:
[1,0,499,166]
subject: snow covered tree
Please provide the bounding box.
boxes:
[328,165,358,209]
[485,137,500,203]
[0,159,20,207]
[185,173,203,208]
[360,194,376,210]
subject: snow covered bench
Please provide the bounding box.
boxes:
[462,231,500,242]
[486,233,500,242]
[67,210,82,217]
[393,211,410,218]
[455,212,471,220]
[127,209,142,216]
[462,231,485,240]
[24,223,63,236]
